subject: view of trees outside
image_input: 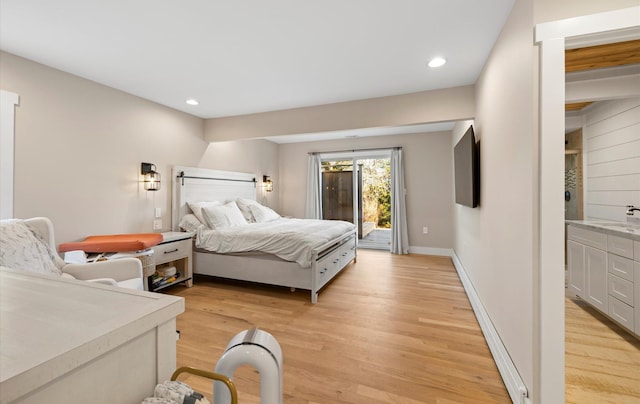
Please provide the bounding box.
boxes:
[321,159,391,229]
[361,159,391,229]
[321,160,352,172]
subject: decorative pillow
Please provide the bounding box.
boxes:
[187,201,221,226]
[25,221,66,269]
[235,198,261,223]
[0,219,63,276]
[179,214,204,233]
[249,204,280,223]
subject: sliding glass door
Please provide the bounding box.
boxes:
[321,159,358,229]
[358,158,391,250]
[320,154,391,250]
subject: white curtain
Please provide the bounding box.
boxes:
[305,154,322,219]
[391,149,409,254]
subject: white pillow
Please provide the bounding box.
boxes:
[249,204,280,223]
[202,205,230,229]
[203,202,248,229]
[235,198,261,223]
[187,201,221,226]
[0,220,62,276]
[224,201,248,226]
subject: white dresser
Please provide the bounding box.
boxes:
[0,268,184,404]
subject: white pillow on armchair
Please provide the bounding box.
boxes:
[0,219,63,276]
[0,218,144,290]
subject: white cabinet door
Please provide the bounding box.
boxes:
[585,246,608,312]
[567,240,585,297]
[635,262,640,336]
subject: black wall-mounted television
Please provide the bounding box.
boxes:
[454,125,480,208]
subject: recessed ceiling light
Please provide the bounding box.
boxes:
[185,99,199,106]
[428,57,447,68]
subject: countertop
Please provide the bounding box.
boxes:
[566,220,640,241]
[0,268,184,403]
[160,231,194,244]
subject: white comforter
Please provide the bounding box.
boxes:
[195,218,355,268]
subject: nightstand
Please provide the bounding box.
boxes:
[148,232,193,292]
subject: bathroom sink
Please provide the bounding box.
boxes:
[603,223,640,229]
[592,222,626,227]
[597,222,640,232]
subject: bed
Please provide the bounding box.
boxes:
[171,166,357,304]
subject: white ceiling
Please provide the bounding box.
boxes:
[0,0,515,122]
[564,64,640,133]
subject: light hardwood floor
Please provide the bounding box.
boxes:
[167,250,510,403]
[565,297,640,404]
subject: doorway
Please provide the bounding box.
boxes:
[320,154,392,250]
[358,158,391,250]
[536,8,640,403]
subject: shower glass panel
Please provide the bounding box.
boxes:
[564,152,582,220]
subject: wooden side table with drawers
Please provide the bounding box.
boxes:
[148,232,193,292]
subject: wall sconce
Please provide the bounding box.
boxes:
[262,175,273,192]
[141,162,161,191]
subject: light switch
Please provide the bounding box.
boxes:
[154,207,162,218]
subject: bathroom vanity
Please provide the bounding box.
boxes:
[566,220,640,337]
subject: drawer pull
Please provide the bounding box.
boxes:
[164,249,179,254]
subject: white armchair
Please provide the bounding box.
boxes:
[0,217,144,290]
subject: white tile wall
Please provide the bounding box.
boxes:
[585,97,640,222]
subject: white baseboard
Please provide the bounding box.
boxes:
[451,251,531,404]
[408,246,453,256]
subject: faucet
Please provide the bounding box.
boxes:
[626,205,640,216]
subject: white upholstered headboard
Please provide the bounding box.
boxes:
[172,166,257,231]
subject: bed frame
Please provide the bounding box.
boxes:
[171,166,357,304]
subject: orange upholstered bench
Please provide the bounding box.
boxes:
[58,233,163,253]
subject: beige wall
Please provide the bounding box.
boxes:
[453,0,536,393]
[0,51,206,242]
[198,139,279,209]
[452,1,639,402]
[279,132,454,251]
[0,52,278,244]
[204,85,475,142]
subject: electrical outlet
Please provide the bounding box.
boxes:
[153,219,162,230]
[423,226,429,234]
[154,207,161,218]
